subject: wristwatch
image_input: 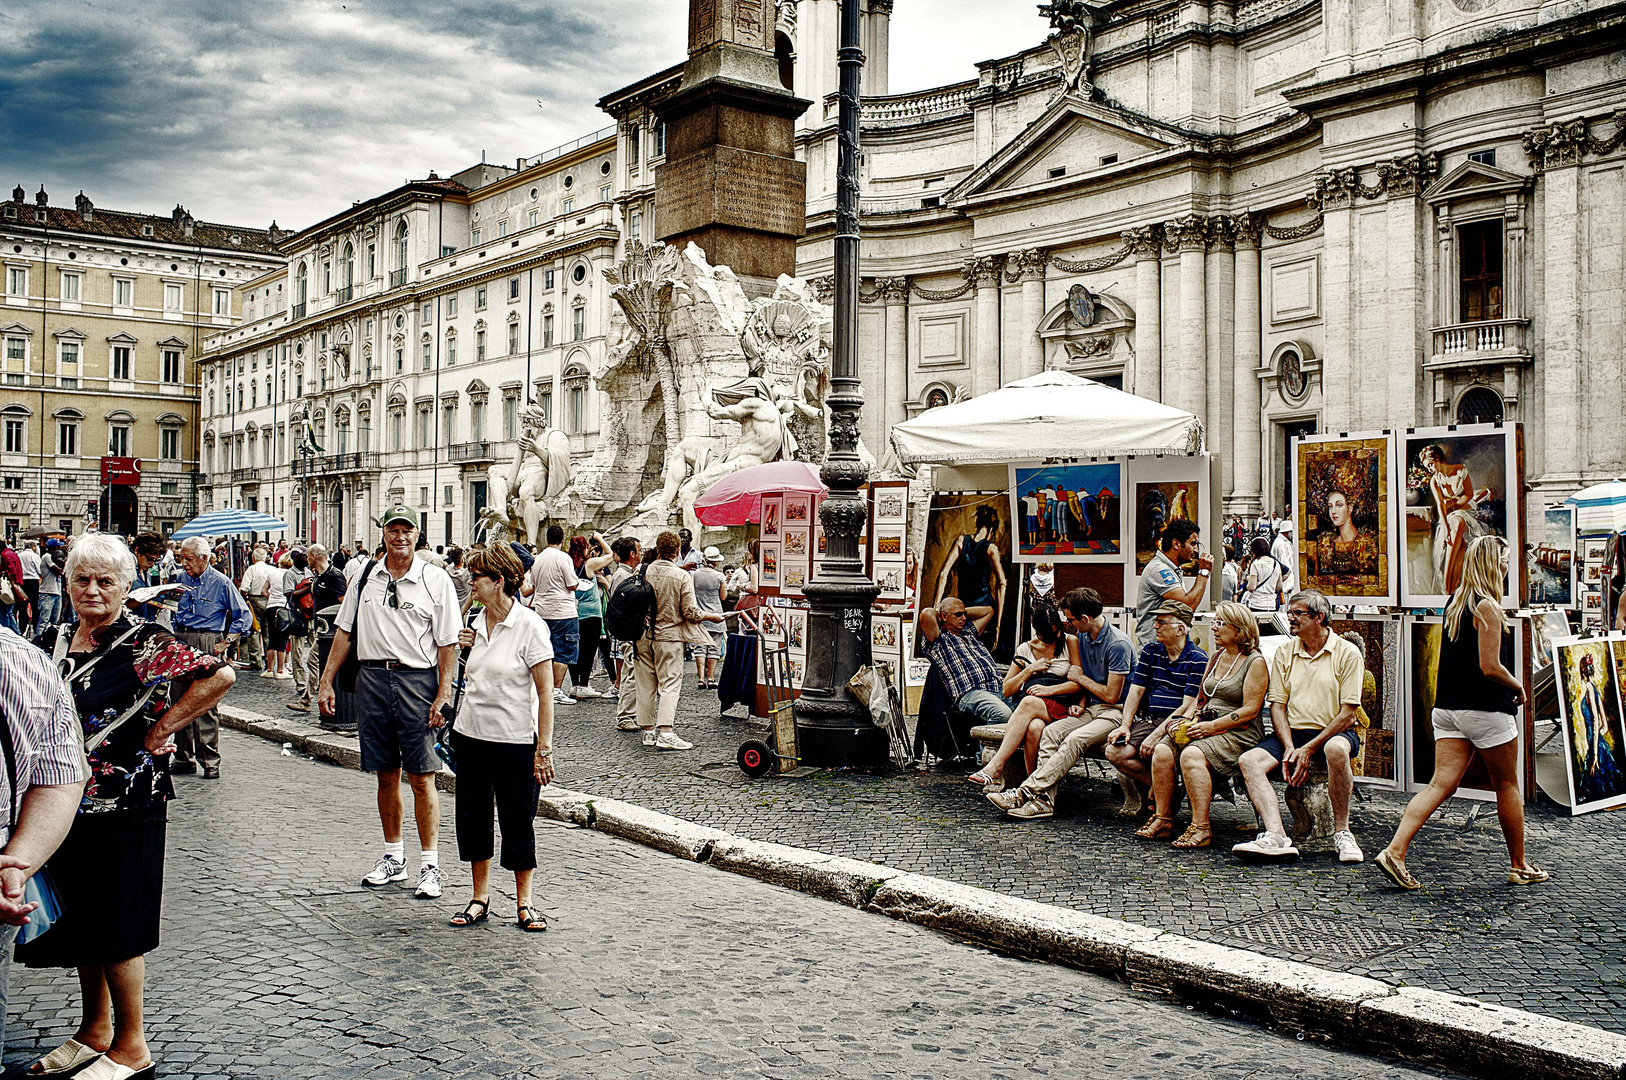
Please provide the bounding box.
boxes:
[1197,569,1210,578]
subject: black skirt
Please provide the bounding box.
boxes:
[17,804,167,969]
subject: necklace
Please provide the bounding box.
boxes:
[1201,648,1246,699]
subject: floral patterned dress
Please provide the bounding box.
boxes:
[18,616,224,969]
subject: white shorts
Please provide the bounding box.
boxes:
[1431,708,1517,750]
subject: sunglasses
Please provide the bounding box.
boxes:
[386,578,400,609]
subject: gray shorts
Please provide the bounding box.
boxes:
[356,666,440,775]
[700,630,725,660]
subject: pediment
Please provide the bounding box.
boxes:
[951,94,1183,201]
[1424,160,1531,204]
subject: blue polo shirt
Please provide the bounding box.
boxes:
[1130,638,1208,719]
[1076,620,1135,708]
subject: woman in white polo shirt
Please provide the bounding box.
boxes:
[448,543,557,932]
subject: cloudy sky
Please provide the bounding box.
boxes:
[0,1,1045,231]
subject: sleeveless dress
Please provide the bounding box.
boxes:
[1163,651,1265,777]
[958,535,995,607]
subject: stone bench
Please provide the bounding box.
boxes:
[1283,767,1336,854]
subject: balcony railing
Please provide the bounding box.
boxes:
[337,285,354,303]
[388,269,408,288]
[449,441,495,463]
[301,451,381,474]
[291,302,306,320]
[230,467,260,483]
[1429,318,1530,359]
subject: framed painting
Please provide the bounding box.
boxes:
[875,561,907,602]
[1554,636,1626,815]
[1292,432,1399,607]
[1008,460,1123,563]
[873,526,905,559]
[1399,424,1522,608]
[1530,505,1577,609]
[783,528,809,557]
[761,496,782,539]
[917,491,1019,662]
[759,543,781,588]
[1406,615,1521,803]
[1124,455,1214,615]
[1330,615,1404,788]
[787,610,807,653]
[784,494,811,526]
[871,481,908,525]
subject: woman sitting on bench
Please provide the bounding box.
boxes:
[969,603,1080,788]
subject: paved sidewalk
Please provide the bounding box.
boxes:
[227,667,1625,1034]
[6,731,1453,1079]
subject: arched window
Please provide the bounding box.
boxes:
[343,243,355,288]
[295,262,308,306]
[394,221,408,270]
[1456,386,1504,426]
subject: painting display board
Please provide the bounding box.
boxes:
[1551,635,1626,815]
[869,480,910,602]
[1405,614,1523,803]
[1530,506,1578,609]
[1330,615,1404,789]
[916,490,1019,663]
[1399,425,1523,609]
[1008,461,1123,563]
[757,495,784,599]
[1122,454,1217,624]
[1292,432,1400,607]
[1580,539,1608,629]
[780,493,813,599]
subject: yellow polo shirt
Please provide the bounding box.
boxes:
[1267,632,1364,732]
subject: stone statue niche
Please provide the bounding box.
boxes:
[571,240,835,538]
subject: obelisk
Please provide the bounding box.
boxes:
[655,0,811,285]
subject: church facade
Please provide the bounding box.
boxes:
[610,0,1626,519]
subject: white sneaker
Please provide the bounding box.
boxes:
[361,854,408,887]
[602,685,619,700]
[653,730,693,751]
[259,668,279,679]
[641,728,657,747]
[1333,830,1365,864]
[276,671,294,680]
[571,685,603,699]
[414,864,443,899]
[1232,832,1300,861]
[552,689,576,706]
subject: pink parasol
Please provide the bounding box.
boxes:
[692,461,827,527]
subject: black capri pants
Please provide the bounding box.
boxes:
[451,731,540,872]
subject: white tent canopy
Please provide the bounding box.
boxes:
[889,371,1204,466]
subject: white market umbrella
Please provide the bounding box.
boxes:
[1566,481,1626,537]
[888,371,1204,467]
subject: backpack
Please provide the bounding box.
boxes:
[605,564,656,643]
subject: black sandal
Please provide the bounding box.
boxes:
[516,905,547,932]
[448,898,489,927]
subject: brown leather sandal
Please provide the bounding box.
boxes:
[1134,815,1175,840]
[1172,824,1212,849]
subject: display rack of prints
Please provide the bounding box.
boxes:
[869,480,911,603]
[1291,431,1400,607]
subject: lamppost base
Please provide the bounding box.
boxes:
[792,691,891,769]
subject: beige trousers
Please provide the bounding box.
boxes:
[635,639,686,730]
[1017,703,1124,803]
[617,640,639,723]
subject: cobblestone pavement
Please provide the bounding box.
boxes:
[4,731,1458,1080]
[226,664,1626,1034]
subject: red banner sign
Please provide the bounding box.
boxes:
[100,457,141,486]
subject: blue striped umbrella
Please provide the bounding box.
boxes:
[169,509,290,541]
[1566,481,1626,538]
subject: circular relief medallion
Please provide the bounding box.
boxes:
[1452,0,1495,11]
[1280,349,1308,401]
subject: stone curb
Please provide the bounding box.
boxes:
[221,706,1626,1080]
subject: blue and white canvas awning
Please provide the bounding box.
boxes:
[1566,482,1626,538]
[169,509,290,541]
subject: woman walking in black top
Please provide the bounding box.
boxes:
[1375,535,1547,889]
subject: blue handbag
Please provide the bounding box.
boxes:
[0,710,59,943]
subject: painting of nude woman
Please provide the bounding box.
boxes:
[1401,426,1521,608]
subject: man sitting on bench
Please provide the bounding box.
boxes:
[987,587,1134,821]
[919,598,1010,733]
[1233,588,1365,864]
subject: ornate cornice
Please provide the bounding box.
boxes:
[1523,115,1626,174]
[1311,152,1439,209]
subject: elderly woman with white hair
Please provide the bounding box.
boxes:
[22,534,236,1080]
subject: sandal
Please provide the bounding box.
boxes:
[517,904,548,932]
[448,898,489,927]
[1507,864,1550,886]
[968,769,1000,787]
[29,1038,104,1075]
[1375,849,1421,891]
[1134,815,1175,841]
[1172,824,1212,849]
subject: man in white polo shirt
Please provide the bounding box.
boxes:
[316,506,461,900]
[522,524,579,709]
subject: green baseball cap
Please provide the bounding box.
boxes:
[380,505,418,529]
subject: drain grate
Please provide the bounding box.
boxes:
[1213,909,1419,963]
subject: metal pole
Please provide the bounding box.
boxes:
[793,0,886,769]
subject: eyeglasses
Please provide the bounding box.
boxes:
[1286,608,1311,619]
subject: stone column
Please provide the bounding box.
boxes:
[1126,226,1163,401]
[1205,218,1235,495]
[968,255,1005,396]
[864,0,892,96]
[1319,185,1355,432]
[1010,249,1048,380]
[1541,163,1583,482]
[1165,215,1209,421]
[1231,213,1263,515]
[877,276,910,431]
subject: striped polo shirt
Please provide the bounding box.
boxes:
[0,628,89,846]
[1129,638,1208,719]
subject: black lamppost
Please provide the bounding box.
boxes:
[793,0,887,768]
